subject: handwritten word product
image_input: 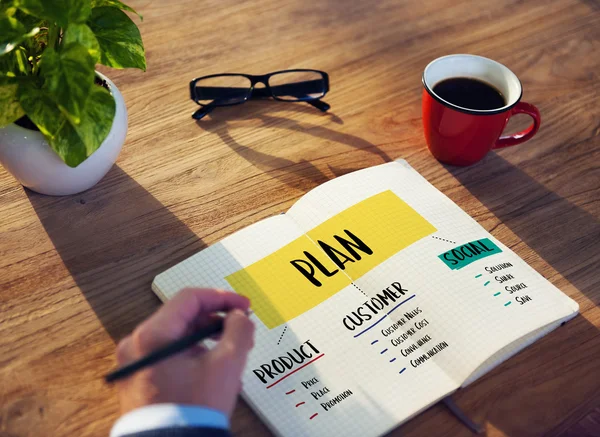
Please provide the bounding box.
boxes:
[153,160,578,437]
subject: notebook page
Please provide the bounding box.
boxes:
[153,210,456,436]
[153,214,299,301]
[286,160,578,386]
[461,318,569,387]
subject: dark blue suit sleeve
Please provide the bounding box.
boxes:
[121,427,231,437]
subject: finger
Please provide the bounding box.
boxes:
[189,313,225,337]
[213,309,255,367]
[133,288,250,353]
[116,335,135,365]
[156,288,249,333]
[186,343,209,358]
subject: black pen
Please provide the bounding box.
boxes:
[104,318,224,383]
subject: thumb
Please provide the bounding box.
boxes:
[214,309,255,366]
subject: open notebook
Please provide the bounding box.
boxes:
[153,160,578,437]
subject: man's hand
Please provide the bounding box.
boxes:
[115,288,254,417]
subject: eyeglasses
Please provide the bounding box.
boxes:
[189,69,330,119]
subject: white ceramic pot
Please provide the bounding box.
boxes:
[0,72,127,196]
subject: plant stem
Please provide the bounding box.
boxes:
[48,24,59,51]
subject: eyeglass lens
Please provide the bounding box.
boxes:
[194,75,252,105]
[268,71,326,101]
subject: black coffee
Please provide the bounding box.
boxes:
[433,77,505,110]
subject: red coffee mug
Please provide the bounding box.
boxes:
[422,54,541,166]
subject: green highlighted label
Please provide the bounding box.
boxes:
[438,238,502,270]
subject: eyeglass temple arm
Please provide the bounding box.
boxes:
[249,87,329,111]
[267,80,326,97]
[306,99,330,112]
[192,104,215,120]
[193,96,329,119]
[193,80,326,100]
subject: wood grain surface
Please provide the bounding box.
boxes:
[1,0,599,436]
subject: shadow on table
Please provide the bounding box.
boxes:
[444,152,600,304]
[397,152,600,436]
[195,100,392,191]
[444,151,600,437]
[26,165,208,342]
[24,164,300,431]
[579,0,600,11]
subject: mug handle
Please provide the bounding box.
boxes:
[493,102,541,149]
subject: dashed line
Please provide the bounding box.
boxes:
[310,413,319,420]
[431,236,456,244]
[371,340,379,345]
[277,326,288,345]
[380,349,388,354]
[390,358,397,363]
[286,390,296,395]
[504,301,512,307]
[399,368,406,374]
[475,274,483,278]
[296,402,305,407]
[484,281,491,286]
[493,292,501,296]
[352,283,368,297]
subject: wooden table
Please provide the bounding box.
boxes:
[1,0,599,435]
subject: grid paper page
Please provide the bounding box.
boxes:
[153,160,578,437]
[153,198,456,437]
[286,160,578,387]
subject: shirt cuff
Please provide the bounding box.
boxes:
[110,404,229,437]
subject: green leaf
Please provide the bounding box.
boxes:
[19,83,116,167]
[13,9,45,31]
[90,0,142,20]
[63,23,100,63]
[0,46,30,75]
[17,82,65,137]
[15,0,91,26]
[12,8,48,58]
[70,85,115,156]
[23,28,47,60]
[0,15,39,55]
[0,81,24,126]
[23,88,87,166]
[88,7,146,71]
[40,44,95,124]
[0,1,18,16]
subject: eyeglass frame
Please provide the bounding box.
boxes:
[189,69,330,118]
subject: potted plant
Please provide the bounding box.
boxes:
[0,0,145,195]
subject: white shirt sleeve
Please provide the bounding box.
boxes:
[110,404,229,437]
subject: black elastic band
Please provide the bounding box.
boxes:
[442,396,484,434]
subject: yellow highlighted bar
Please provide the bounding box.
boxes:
[226,190,436,328]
